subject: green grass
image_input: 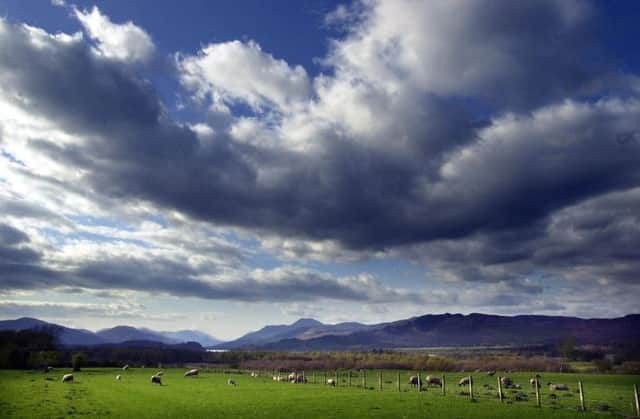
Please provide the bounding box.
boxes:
[0,368,638,418]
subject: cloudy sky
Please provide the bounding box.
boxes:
[0,0,639,340]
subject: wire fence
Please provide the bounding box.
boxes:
[214,368,640,417]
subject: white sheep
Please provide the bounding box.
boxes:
[425,376,442,387]
[122,365,129,371]
[184,368,199,377]
[116,375,121,381]
[327,378,336,386]
[548,382,569,391]
[227,379,236,386]
[61,373,74,383]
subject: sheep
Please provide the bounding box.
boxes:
[250,371,258,377]
[425,376,442,387]
[116,375,122,381]
[288,372,297,382]
[227,379,236,386]
[501,377,513,388]
[156,371,164,377]
[408,375,420,386]
[184,368,199,377]
[327,378,336,386]
[487,370,496,376]
[122,365,129,371]
[61,373,74,383]
[458,377,470,387]
[530,374,541,388]
[151,375,162,385]
[291,374,307,384]
[548,382,569,391]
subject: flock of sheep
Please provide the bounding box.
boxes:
[53,365,572,392]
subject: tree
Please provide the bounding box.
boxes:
[558,336,576,372]
[72,352,86,372]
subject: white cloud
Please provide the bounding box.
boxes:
[74,6,155,63]
[178,40,311,113]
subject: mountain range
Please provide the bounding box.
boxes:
[0,317,222,347]
[2,313,639,350]
[216,313,640,350]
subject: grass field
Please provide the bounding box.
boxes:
[1,368,638,418]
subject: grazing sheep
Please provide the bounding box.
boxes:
[151,375,162,385]
[292,374,307,384]
[530,374,541,388]
[409,376,419,386]
[501,377,513,388]
[272,375,278,381]
[548,382,569,391]
[288,373,297,382]
[487,370,496,376]
[116,375,121,381]
[156,371,164,376]
[250,372,258,377]
[122,365,129,371]
[184,369,199,377]
[425,376,442,387]
[227,379,236,386]
[327,378,336,387]
[61,374,74,383]
[458,377,470,387]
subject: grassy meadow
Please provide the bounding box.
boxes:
[0,368,638,418]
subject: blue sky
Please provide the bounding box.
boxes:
[0,0,639,340]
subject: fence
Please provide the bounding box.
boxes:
[230,367,640,417]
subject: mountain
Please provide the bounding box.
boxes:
[0,317,106,346]
[0,318,223,347]
[221,313,640,350]
[160,330,222,347]
[216,318,373,349]
[96,326,178,344]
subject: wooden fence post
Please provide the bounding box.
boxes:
[535,377,540,407]
[324,370,327,385]
[417,372,421,392]
[469,375,474,401]
[397,371,401,392]
[634,384,639,417]
[312,370,315,384]
[578,380,585,411]
[335,370,338,387]
[442,374,446,396]
[379,370,382,391]
[498,376,503,402]
[363,370,367,389]
[302,370,305,384]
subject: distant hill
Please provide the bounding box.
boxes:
[160,330,222,347]
[215,318,374,349]
[219,313,640,350]
[96,326,178,344]
[0,318,222,347]
[0,317,106,346]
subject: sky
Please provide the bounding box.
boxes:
[0,0,639,340]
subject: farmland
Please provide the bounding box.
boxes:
[1,368,638,418]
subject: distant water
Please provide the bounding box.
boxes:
[206,349,228,352]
